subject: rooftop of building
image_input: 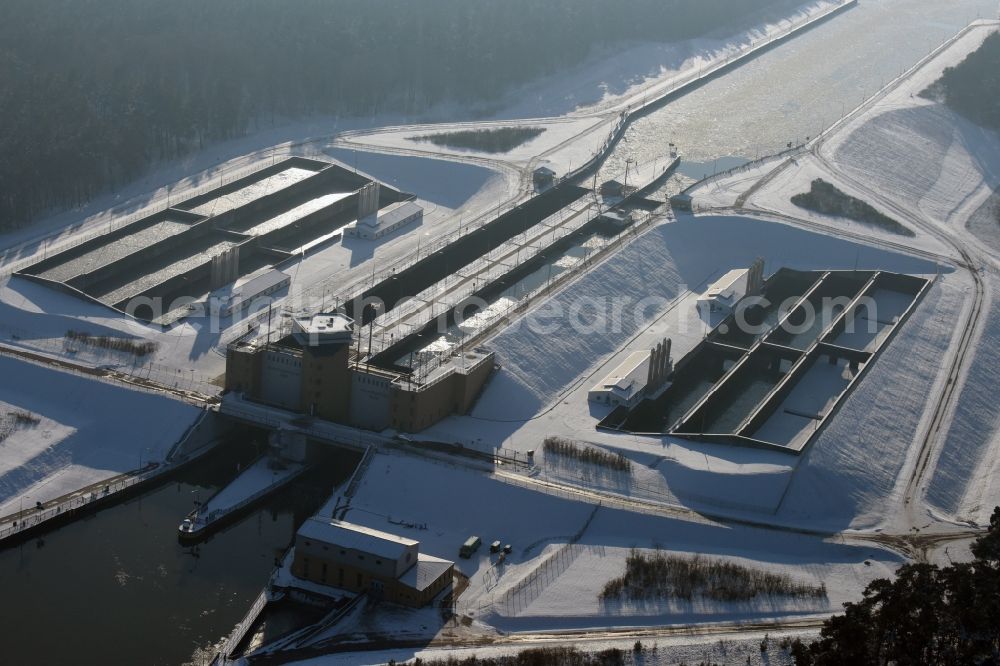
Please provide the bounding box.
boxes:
[214,268,290,304]
[292,312,354,348]
[398,552,454,592]
[705,268,749,298]
[298,518,418,561]
[358,200,423,229]
[591,350,650,400]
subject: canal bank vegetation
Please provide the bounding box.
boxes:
[790,506,1000,665]
[0,409,41,443]
[600,549,827,603]
[543,436,631,472]
[922,31,1000,131]
[791,179,914,237]
[414,127,545,153]
[0,0,809,229]
[64,330,158,358]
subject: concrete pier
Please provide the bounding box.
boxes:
[179,453,308,541]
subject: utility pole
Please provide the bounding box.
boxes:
[623,158,635,196]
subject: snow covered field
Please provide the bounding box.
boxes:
[324,450,898,637]
[0,354,200,520]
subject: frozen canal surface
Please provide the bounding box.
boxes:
[189,167,315,217]
[38,219,192,283]
[601,0,997,181]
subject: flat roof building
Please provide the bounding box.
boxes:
[291,518,454,607]
[698,268,750,314]
[533,165,556,188]
[588,350,651,409]
[291,312,354,347]
[345,201,423,240]
[215,269,291,318]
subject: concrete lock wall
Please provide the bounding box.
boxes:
[349,370,392,431]
[301,345,352,423]
[259,348,303,410]
[225,345,263,395]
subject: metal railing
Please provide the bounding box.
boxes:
[0,463,162,541]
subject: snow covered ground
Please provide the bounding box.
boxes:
[316,450,897,639]
[0,277,226,392]
[713,20,1000,529]
[334,116,618,182]
[408,211,950,527]
[0,354,200,521]
[291,630,815,666]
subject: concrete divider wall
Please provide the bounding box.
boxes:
[111,242,250,312]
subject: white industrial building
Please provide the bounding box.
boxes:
[588,350,651,408]
[215,269,291,317]
[698,268,750,314]
[345,201,423,240]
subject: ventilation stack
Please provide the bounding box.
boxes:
[210,245,240,290]
[357,181,380,220]
[647,338,673,392]
[747,257,765,295]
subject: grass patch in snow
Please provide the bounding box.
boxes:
[65,330,158,358]
[922,31,1000,131]
[600,549,826,603]
[0,409,41,443]
[414,127,545,154]
[543,436,631,472]
[791,179,914,237]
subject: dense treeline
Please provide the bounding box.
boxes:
[543,436,632,471]
[792,507,1000,665]
[600,549,826,602]
[65,330,158,357]
[415,128,545,154]
[0,0,804,229]
[923,30,1000,130]
[791,178,913,236]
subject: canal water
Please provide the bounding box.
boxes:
[0,435,359,666]
[600,0,998,183]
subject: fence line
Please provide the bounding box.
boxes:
[0,463,161,541]
[0,323,220,396]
